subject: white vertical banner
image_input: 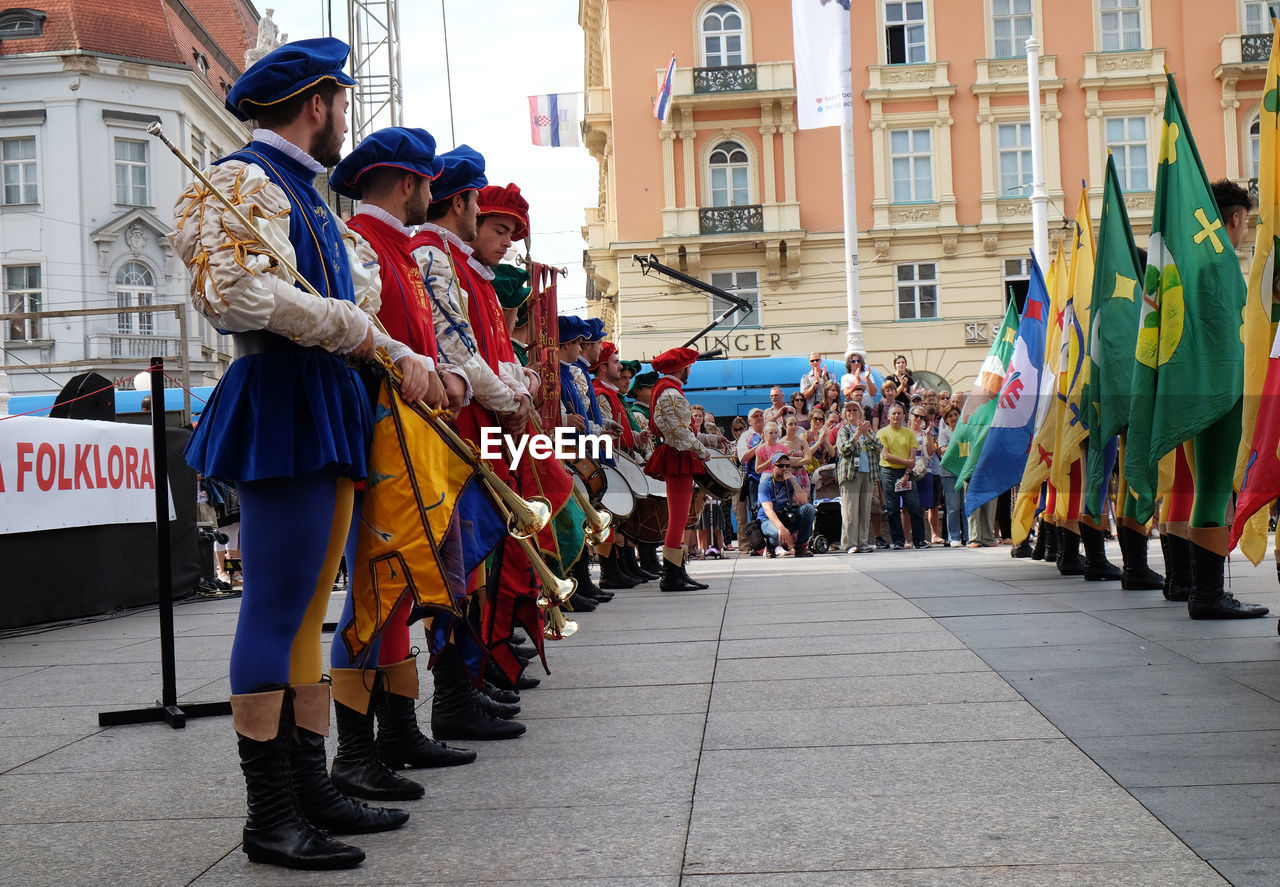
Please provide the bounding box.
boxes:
[792,0,852,131]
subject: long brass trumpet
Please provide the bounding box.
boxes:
[570,480,612,546]
[148,122,553,543]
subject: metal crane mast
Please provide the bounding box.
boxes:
[346,0,403,143]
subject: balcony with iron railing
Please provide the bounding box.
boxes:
[693,64,757,94]
[669,60,794,105]
[1243,32,1273,63]
[1217,32,1273,76]
[698,205,764,235]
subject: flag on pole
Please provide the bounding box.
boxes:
[791,0,853,130]
[1009,240,1069,543]
[528,93,581,147]
[965,254,1053,515]
[940,298,1019,483]
[1232,16,1280,559]
[1051,187,1096,506]
[1123,71,1247,524]
[653,54,676,122]
[1082,154,1145,521]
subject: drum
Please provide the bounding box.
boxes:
[697,453,740,500]
[567,455,607,505]
[618,495,667,544]
[686,488,707,529]
[600,465,635,518]
[614,450,650,498]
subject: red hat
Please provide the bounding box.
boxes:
[589,341,618,372]
[651,347,699,375]
[476,183,529,240]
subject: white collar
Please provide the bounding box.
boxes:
[418,221,474,256]
[251,129,325,174]
[661,374,683,383]
[354,203,413,236]
[596,379,618,393]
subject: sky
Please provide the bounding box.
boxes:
[265,0,598,313]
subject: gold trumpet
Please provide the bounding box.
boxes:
[148,123,552,543]
[544,605,579,640]
[570,480,613,546]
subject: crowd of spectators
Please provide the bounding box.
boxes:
[685,352,1017,559]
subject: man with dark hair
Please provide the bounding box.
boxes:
[171,38,419,870]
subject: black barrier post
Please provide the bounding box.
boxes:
[99,358,232,729]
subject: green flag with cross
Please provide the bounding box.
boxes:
[1122,71,1247,524]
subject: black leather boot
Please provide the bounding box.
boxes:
[431,648,526,741]
[678,559,710,589]
[232,688,365,870]
[288,684,409,836]
[481,681,520,705]
[485,656,539,691]
[1042,522,1059,563]
[375,692,476,769]
[1118,525,1163,590]
[468,684,521,719]
[575,554,615,601]
[1030,520,1047,561]
[1011,538,1034,558]
[639,544,663,575]
[1080,523,1123,581]
[509,642,538,661]
[1056,527,1084,576]
[624,546,660,580]
[331,695,425,800]
[660,546,699,592]
[1162,534,1193,602]
[1188,541,1269,619]
[598,549,635,590]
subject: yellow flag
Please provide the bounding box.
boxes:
[1051,187,1096,509]
[1235,17,1280,564]
[1010,239,1069,543]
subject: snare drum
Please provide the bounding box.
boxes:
[614,450,651,498]
[600,465,635,518]
[618,495,667,544]
[697,452,740,500]
[567,455,607,505]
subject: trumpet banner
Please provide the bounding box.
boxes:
[342,375,499,662]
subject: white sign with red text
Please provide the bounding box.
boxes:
[0,416,176,535]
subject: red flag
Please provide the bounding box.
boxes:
[1230,354,1280,549]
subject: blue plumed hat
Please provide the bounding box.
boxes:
[329,127,442,199]
[582,317,606,343]
[429,145,487,203]
[557,315,585,344]
[226,37,356,122]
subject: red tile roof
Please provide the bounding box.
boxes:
[1,0,257,102]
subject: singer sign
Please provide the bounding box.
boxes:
[0,416,176,535]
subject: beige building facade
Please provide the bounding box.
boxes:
[579,0,1270,389]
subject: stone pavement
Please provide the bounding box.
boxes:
[1,541,1279,886]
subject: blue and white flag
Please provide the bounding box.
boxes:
[964,253,1053,515]
[527,93,580,147]
[791,0,852,130]
[653,54,676,122]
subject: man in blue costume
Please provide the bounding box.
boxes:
[170,38,437,871]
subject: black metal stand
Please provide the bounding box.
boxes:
[99,358,231,729]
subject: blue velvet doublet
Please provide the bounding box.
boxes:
[185,141,372,483]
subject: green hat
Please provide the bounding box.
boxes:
[515,304,529,329]
[619,359,641,376]
[492,264,531,309]
[629,369,659,396]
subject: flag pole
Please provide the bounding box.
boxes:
[1026,36,1049,268]
[840,11,864,359]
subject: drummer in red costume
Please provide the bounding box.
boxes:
[645,347,711,592]
[417,147,572,713]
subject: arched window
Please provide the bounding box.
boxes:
[116,261,155,334]
[709,141,750,206]
[1249,114,1261,180]
[701,3,745,68]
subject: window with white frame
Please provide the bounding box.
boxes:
[116,262,155,334]
[0,9,45,39]
[114,138,149,205]
[190,128,208,169]
[709,269,760,328]
[701,3,745,68]
[1003,257,1031,314]
[5,265,41,340]
[1250,114,1262,179]
[1244,0,1271,33]
[997,122,1033,197]
[992,0,1033,58]
[1105,116,1150,191]
[884,1,927,64]
[890,128,933,203]
[896,263,938,320]
[1,136,38,205]
[1100,0,1143,51]
[709,141,751,207]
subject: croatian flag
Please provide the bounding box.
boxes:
[528,93,580,147]
[653,54,676,122]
